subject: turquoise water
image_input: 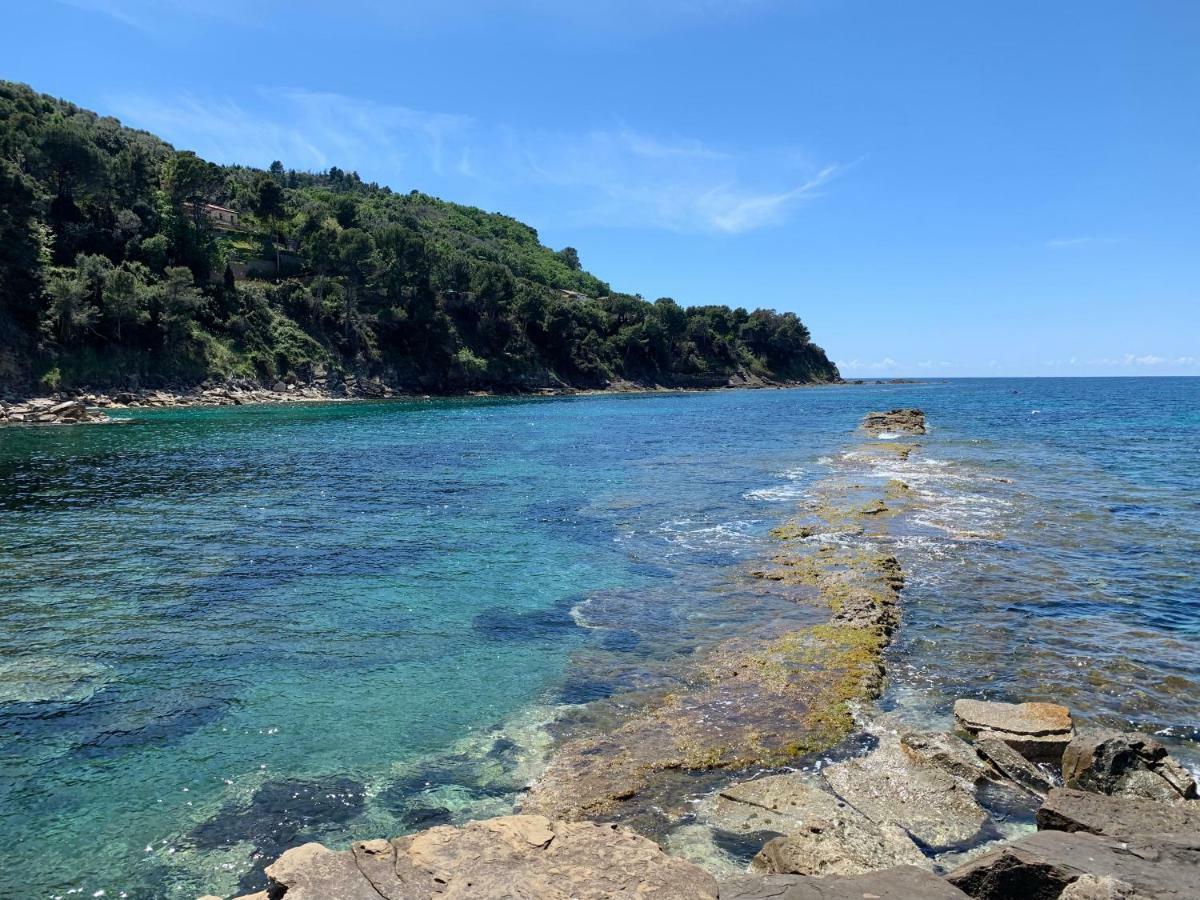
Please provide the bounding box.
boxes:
[1,379,1197,897]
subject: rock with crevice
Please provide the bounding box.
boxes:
[722,865,970,899]
[225,814,719,899]
[1037,788,1200,840]
[946,829,1200,899]
[1062,730,1198,805]
[821,735,990,852]
[953,699,1075,763]
[974,737,1055,798]
[900,731,1000,785]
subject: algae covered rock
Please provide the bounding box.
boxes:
[862,408,927,436]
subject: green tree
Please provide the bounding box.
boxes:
[45,268,98,344]
[103,261,151,340]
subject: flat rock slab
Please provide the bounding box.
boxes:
[711,774,929,877]
[228,815,719,899]
[1037,788,1200,840]
[953,699,1074,763]
[947,829,1200,899]
[722,865,969,899]
[1062,731,1198,805]
[821,736,990,852]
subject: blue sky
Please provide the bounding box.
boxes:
[4,1,1198,376]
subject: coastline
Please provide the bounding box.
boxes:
[0,376,921,428]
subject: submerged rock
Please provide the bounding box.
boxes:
[722,865,969,899]
[1061,730,1198,805]
[225,815,719,900]
[821,735,991,852]
[1037,788,1200,839]
[946,829,1200,899]
[953,699,1075,763]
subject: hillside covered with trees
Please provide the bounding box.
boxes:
[0,81,838,394]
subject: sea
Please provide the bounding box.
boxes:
[0,377,1196,897]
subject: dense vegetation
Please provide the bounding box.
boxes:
[0,81,838,393]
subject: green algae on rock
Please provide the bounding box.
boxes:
[521,412,926,835]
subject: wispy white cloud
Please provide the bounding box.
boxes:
[107,89,841,234]
[841,357,900,372]
[1046,236,1119,249]
[1043,354,1199,369]
[107,90,472,176]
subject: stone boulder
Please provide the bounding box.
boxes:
[1062,731,1198,805]
[821,735,990,852]
[946,829,1200,899]
[1037,788,1200,840]
[953,699,1074,763]
[722,865,969,899]
[226,814,719,900]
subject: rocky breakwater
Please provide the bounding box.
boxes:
[517,410,928,837]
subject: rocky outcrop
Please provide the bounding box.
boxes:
[722,866,970,899]
[225,815,719,900]
[0,397,109,426]
[862,408,926,436]
[1061,730,1198,805]
[953,699,1075,762]
[1037,788,1200,840]
[821,734,990,852]
[524,418,919,830]
[946,829,1200,899]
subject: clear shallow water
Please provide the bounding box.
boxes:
[0,379,1197,897]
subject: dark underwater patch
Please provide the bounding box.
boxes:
[190,775,366,893]
[710,828,786,863]
[471,597,579,642]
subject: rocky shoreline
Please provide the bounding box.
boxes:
[0,377,922,428]
[195,408,1198,899]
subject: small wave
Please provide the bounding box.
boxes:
[648,518,762,553]
[743,484,809,502]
